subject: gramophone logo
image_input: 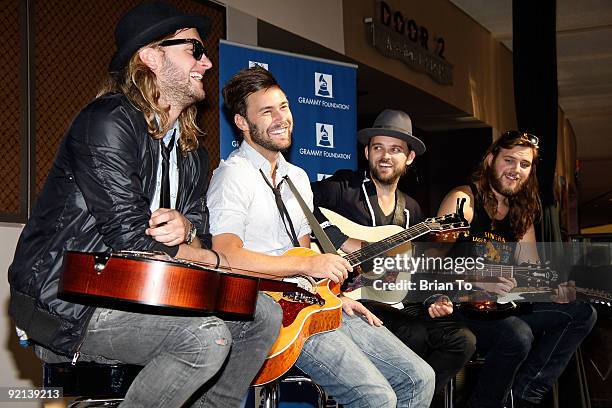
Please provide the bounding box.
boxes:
[316,123,334,148]
[248,61,269,70]
[314,72,333,98]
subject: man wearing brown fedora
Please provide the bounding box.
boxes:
[312,109,476,402]
[8,2,281,407]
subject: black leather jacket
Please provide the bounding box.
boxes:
[8,93,210,356]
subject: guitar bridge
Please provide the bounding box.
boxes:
[283,291,325,306]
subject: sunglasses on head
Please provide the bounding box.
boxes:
[158,38,207,61]
[500,130,539,147]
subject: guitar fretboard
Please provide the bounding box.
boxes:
[344,222,431,266]
[428,264,515,278]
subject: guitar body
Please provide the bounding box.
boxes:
[253,210,469,384]
[59,251,260,318]
[319,208,410,255]
[252,247,343,386]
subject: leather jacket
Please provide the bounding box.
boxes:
[8,93,210,356]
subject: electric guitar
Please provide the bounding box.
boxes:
[449,263,612,317]
[458,284,612,319]
[252,210,469,385]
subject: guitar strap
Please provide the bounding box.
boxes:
[393,191,407,227]
[282,175,338,254]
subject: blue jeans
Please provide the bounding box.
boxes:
[79,293,282,408]
[295,311,435,408]
[457,302,597,408]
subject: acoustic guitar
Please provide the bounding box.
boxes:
[252,210,469,385]
[60,250,299,319]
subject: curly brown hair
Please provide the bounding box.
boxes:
[472,131,542,240]
[97,33,201,154]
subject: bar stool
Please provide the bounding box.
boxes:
[450,354,515,408]
[260,368,327,408]
[43,362,142,408]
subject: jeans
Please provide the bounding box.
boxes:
[457,302,597,408]
[79,293,282,408]
[295,311,435,408]
[363,301,476,395]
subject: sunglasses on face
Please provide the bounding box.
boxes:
[158,38,207,61]
[501,130,539,147]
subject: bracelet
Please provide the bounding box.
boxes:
[209,249,220,269]
[185,221,197,245]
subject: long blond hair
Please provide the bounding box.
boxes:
[98,36,201,154]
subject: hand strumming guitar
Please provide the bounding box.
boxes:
[302,253,352,283]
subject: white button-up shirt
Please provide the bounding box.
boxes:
[207,141,312,256]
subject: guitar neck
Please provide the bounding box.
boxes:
[343,222,431,266]
[576,287,612,303]
[427,264,515,278]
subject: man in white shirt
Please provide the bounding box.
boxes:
[207,66,435,408]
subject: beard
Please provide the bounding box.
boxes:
[369,159,407,185]
[157,56,205,108]
[488,166,527,197]
[247,118,292,152]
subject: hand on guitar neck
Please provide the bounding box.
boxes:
[550,280,577,303]
[469,276,578,304]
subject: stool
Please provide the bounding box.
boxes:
[43,362,142,408]
[450,354,515,408]
[260,368,326,408]
[444,376,455,408]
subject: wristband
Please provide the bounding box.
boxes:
[209,249,220,269]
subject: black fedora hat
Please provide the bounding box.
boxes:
[109,1,211,73]
[357,109,426,155]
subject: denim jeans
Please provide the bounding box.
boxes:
[362,301,476,396]
[295,311,435,408]
[457,302,596,408]
[79,293,282,408]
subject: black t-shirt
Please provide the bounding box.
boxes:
[453,184,517,264]
[312,169,424,248]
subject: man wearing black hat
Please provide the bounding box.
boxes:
[312,109,476,400]
[8,3,281,407]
